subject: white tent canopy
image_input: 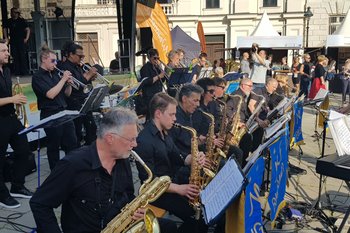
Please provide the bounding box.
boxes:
[236,11,302,49]
[326,8,350,48]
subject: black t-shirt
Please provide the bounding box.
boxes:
[109,59,119,71]
[4,17,28,45]
[0,67,15,116]
[315,63,325,79]
[139,62,165,105]
[32,67,67,117]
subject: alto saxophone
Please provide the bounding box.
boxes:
[102,150,171,233]
[173,123,202,220]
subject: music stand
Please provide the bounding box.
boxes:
[168,68,191,86]
[19,86,108,187]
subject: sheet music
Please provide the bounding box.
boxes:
[329,110,344,121]
[328,115,350,156]
[265,113,291,139]
[200,158,244,224]
[313,88,328,106]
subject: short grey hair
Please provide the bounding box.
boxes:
[178,83,203,103]
[97,107,138,138]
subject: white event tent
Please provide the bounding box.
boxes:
[325,8,350,48]
[236,11,303,49]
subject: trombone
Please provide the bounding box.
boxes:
[80,61,110,85]
[55,67,93,94]
[12,77,29,128]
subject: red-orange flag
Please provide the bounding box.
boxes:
[197,21,207,53]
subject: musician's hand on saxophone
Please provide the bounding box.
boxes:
[173,184,200,200]
[197,151,212,170]
[12,93,27,105]
[214,137,224,148]
[132,208,146,221]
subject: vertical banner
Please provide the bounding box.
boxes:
[267,129,289,227]
[244,156,265,232]
[197,21,207,53]
[137,2,172,62]
[290,99,305,147]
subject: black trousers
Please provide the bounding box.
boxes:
[73,112,97,147]
[152,193,208,233]
[0,115,31,199]
[300,77,311,99]
[10,42,28,75]
[43,119,77,170]
[239,133,253,168]
[342,78,350,103]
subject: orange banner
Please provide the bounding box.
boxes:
[136,2,172,63]
[197,21,207,53]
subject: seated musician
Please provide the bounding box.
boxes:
[137,48,166,118]
[30,108,177,233]
[226,78,254,166]
[31,45,77,170]
[248,78,278,150]
[167,50,180,69]
[134,93,208,233]
[59,41,97,147]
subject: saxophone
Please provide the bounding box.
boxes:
[173,123,202,220]
[102,150,171,233]
[223,95,243,152]
[216,98,228,141]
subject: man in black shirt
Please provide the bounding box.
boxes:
[134,93,208,233]
[0,40,33,209]
[30,108,178,233]
[138,48,166,117]
[299,53,313,98]
[3,8,30,75]
[32,46,77,170]
[60,41,97,146]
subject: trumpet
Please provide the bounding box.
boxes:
[55,67,93,94]
[12,77,29,128]
[80,62,110,85]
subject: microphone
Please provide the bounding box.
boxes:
[303,98,324,106]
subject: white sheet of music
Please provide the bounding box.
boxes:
[265,113,291,139]
[328,114,350,156]
[313,88,328,107]
[200,158,244,224]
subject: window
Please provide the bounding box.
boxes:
[329,15,345,34]
[97,0,116,4]
[206,0,220,9]
[263,0,277,7]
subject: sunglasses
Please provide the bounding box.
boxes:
[75,54,85,58]
[152,57,160,60]
[51,59,57,64]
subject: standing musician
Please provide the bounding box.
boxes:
[134,93,208,233]
[248,78,278,150]
[191,52,208,83]
[32,45,77,170]
[30,108,177,233]
[59,41,98,146]
[177,48,186,67]
[138,48,166,118]
[167,50,180,69]
[0,40,33,209]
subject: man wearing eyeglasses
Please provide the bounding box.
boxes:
[3,7,30,76]
[299,53,313,98]
[59,41,98,147]
[32,45,77,170]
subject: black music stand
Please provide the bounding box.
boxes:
[168,68,192,86]
[19,86,108,187]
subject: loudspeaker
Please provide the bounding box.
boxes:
[140,27,153,53]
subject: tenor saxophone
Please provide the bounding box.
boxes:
[101,150,171,233]
[173,123,202,220]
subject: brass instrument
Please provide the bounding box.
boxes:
[153,61,169,92]
[12,77,29,128]
[173,123,202,220]
[222,95,243,153]
[54,67,93,94]
[102,150,171,233]
[80,61,111,85]
[216,98,228,140]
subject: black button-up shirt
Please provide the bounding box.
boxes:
[32,67,67,117]
[134,121,184,183]
[226,88,250,123]
[0,67,15,116]
[30,142,135,233]
[169,105,194,156]
[58,60,89,110]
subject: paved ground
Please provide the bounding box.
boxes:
[0,77,349,232]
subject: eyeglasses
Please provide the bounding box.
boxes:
[110,132,137,143]
[243,84,253,88]
[207,89,215,94]
[216,85,225,90]
[75,53,85,58]
[51,59,57,64]
[152,56,160,60]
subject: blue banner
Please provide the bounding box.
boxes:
[268,129,289,225]
[292,100,304,145]
[245,157,265,232]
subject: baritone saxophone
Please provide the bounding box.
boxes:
[101,150,171,233]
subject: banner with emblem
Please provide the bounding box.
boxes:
[268,128,289,227]
[244,156,265,232]
[290,99,304,147]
